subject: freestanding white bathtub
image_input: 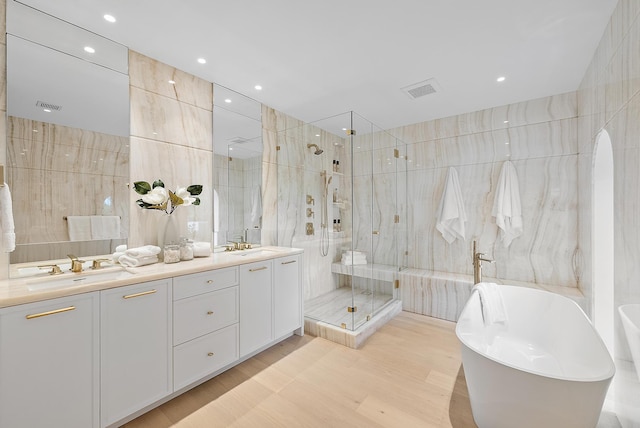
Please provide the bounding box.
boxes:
[456,284,615,428]
[619,304,640,381]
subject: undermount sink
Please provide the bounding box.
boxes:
[26,268,136,291]
[227,248,279,257]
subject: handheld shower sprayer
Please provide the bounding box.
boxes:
[307,143,323,155]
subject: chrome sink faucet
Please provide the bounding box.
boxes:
[473,240,495,284]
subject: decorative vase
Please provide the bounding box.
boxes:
[158,214,180,248]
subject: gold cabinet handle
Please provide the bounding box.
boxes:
[372,231,380,235]
[207,352,214,357]
[26,306,76,319]
[207,311,214,315]
[249,266,268,272]
[206,280,213,284]
[123,289,157,299]
[281,260,296,265]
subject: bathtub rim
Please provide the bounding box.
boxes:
[456,285,616,383]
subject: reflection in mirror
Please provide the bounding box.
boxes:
[6,0,130,275]
[212,84,262,248]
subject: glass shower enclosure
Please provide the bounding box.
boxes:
[276,111,407,332]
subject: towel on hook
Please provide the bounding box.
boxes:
[67,216,92,241]
[473,282,508,325]
[492,160,523,247]
[0,184,15,252]
[435,167,467,244]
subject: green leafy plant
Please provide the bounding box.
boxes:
[133,179,202,214]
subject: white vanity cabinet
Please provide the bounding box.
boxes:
[100,279,172,427]
[274,254,303,338]
[0,292,99,428]
[239,259,274,356]
[240,254,303,357]
[173,267,240,391]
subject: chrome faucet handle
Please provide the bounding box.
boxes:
[38,264,63,275]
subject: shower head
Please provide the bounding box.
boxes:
[307,143,323,155]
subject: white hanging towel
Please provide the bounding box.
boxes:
[435,167,467,244]
[67,216,92,241]
[492,160,523,247]
[0,184,15,252]
[251,185,262,227]
[90,215,121,240]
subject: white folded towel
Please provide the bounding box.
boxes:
[67,216,92,241]
[118,254,158,267]
[125,245,162,258]
[492,160,523,248]
[0,184,15,252]
[435,167,466,244]
[90,215,121,240]
[115,244,127,253]
[473,282,508,325]
[112,251,125,264]
[341,253,367,265]
[193,241,211,257]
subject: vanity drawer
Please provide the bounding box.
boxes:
[173,324,239,391]
[173,286,239,345]
[173,266,239,300]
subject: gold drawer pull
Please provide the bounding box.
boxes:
[207,352,214,357]
[206,280,213,284]
[26,306,76,320]
[281,260,296,265]
[249,266,267,272]
[207,311,214,315]
[123,289,157,299]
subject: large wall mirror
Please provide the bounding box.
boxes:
[212,84,263,248]
[7,0,130,275]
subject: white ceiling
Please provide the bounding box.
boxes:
[17,0,618,131]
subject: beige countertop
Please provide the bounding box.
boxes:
[0,246,303,309]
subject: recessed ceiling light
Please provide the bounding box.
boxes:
[168,80,176,84]
[505,142,510,145]
[32,129,38,133]
[224,99,232,103]
[43,109,51,112]
[229,147,234,151]
[197,58,207,64]
[84,46,96,54]
[342,128,347,131]
[103,14,116,23]
[503,120,509,123]
[254,85,262,91]
[496,76,506,82]
[315,134,320,137]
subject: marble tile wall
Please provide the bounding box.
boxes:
[262,106,345,301]
[7,117,129,245]
[384,92,579,288]
[576,1,640,424]
[128,51,213,247]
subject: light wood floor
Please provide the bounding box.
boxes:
[124,311,477,428]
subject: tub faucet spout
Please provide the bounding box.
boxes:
[473,240,495,284]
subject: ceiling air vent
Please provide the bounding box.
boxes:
[401,78,441,100]
[36,100,63,111]
[229,137,249,144]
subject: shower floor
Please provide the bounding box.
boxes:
[305,286,394,330]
